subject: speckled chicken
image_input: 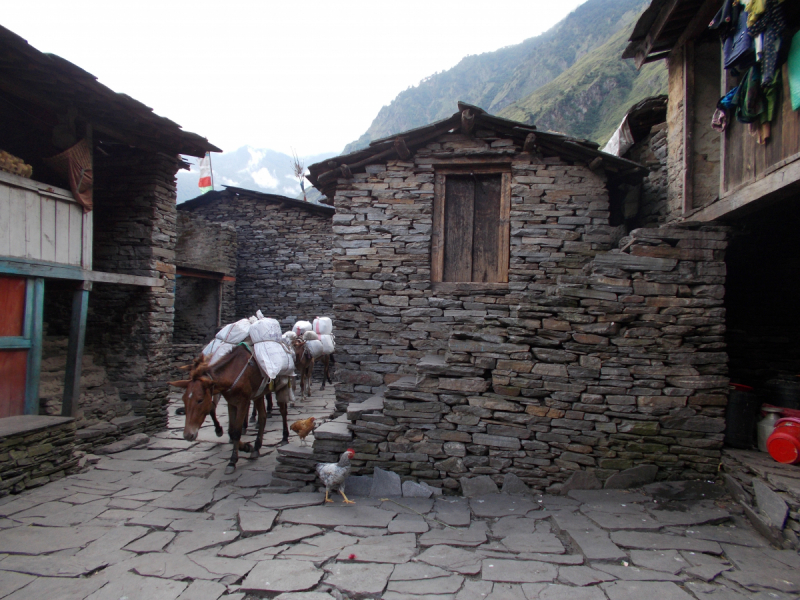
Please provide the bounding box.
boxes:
[316,448,355,504]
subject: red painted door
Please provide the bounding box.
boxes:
[0,277,27,417]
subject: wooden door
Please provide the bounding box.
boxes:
[0,277,28,417]
[438,173,510,283]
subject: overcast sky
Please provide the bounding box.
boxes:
[4,1,587,156]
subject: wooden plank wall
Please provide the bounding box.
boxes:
[0,179,90,267]
[723,63,800,194]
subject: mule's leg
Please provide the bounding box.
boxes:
[242,398,250,435]
[209,394,223,437]
[279,401,289,445]
[275,381,290,445]
[320,356,329,390]
[250,401,257,423]
[225,403,241,474]
[238,398,253,452]
[266,391,274,417]
[250,395,267,460]
[327,355,334,384]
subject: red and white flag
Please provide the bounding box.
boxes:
[198,153,213,194]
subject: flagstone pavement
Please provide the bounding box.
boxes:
[0,382,799,600]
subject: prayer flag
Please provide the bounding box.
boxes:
[198,153,213,194]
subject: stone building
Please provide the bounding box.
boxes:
[172,212,238,369]
[0,25,217,494]
[274,102,730,494]
[177,187,335,332]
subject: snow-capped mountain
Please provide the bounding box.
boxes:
[176,147,336,204]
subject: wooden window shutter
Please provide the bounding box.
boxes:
[432,172,510,284]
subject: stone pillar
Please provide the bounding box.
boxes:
[89,148,180,431]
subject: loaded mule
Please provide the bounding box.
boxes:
[170,343,292,473]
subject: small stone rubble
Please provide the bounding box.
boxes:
[723,448,800,550]
[0,398,797,600]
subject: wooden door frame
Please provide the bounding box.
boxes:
[0,276,45,415]
[432,166,511,284]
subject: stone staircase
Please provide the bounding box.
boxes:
[273,350,481,492]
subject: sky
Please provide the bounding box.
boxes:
[4,0,587,157]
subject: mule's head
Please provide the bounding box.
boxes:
[169,355,218,442]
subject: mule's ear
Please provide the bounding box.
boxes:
[169,380,190,389]
[178,364,192,371]
[199,376,214,387]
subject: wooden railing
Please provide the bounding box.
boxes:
[0,170,92,269]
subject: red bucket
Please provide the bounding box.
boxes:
[767,417,800,464]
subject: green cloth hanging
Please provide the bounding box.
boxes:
[789,30,800,111]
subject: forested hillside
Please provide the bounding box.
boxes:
[343,0,666,153]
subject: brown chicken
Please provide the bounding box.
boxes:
[290,417,316,446]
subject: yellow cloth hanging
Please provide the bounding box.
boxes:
[746,0,767,27]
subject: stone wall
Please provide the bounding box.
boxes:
[89,148,181,432]
[0,417,77,496]
[284,130,731,494]
[625,122,668,227]
[179,192,334,328]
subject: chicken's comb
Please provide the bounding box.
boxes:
[346,448,355,454]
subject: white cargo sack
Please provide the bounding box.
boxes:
[293,320,312,336]
[305,339,325,359]
[202,318,251,362]
[254,340,295,379]
[282,331,297,344]
[250,318,282,343]
[320,334,335,355]
[313,317,333,335]
[208,340,236,365]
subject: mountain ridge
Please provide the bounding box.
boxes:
[342,0,664,154]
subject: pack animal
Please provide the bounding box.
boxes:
[170,345,290,473]
[292,337,315,400]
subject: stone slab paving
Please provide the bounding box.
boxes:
[1,383,799,599]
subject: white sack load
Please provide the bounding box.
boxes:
[254,341,295,380]
[250,318,282,343]
[293,320,312,336]
[320,334,335,355]
[217,319,251,344]
[282,331,297,344]
[313,317,333,335]
[203,339,236,365]
[302,331,319,341]
[305,339,325,359]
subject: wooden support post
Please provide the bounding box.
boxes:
[62,281,91,418]
[461,109,475,135]
[24,278,45,415]
[523,133,537,153]
[682,41,695,215]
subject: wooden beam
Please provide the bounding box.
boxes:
[635,0,681,68]
[0,258,164,286]
[682,41,695,216]
[62,281,90,418]
[692,155,800,221]
[24,278,44,415]
[673,0,724,50]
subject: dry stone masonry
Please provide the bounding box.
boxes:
[178,189,334,330]
[279,122,731,494]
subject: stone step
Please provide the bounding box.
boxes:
[416,354,487,378]
[112,415,146,431]
[346,393,384,421]
[312,414,352,442]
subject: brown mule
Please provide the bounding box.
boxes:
[291,338,315,400]
[320,353,334,390]
[170,346,269,474]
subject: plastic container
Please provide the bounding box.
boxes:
[725,384,759,449]
[766,417,800,464]
[757,406,784,453]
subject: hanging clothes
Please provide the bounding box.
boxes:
[723,7,756,71]
[748,0,787,85]
[788,30,800,111]
[745,0,767,27]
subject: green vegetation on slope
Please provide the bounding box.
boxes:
[342,0,650,154]
[498,24,667,146]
